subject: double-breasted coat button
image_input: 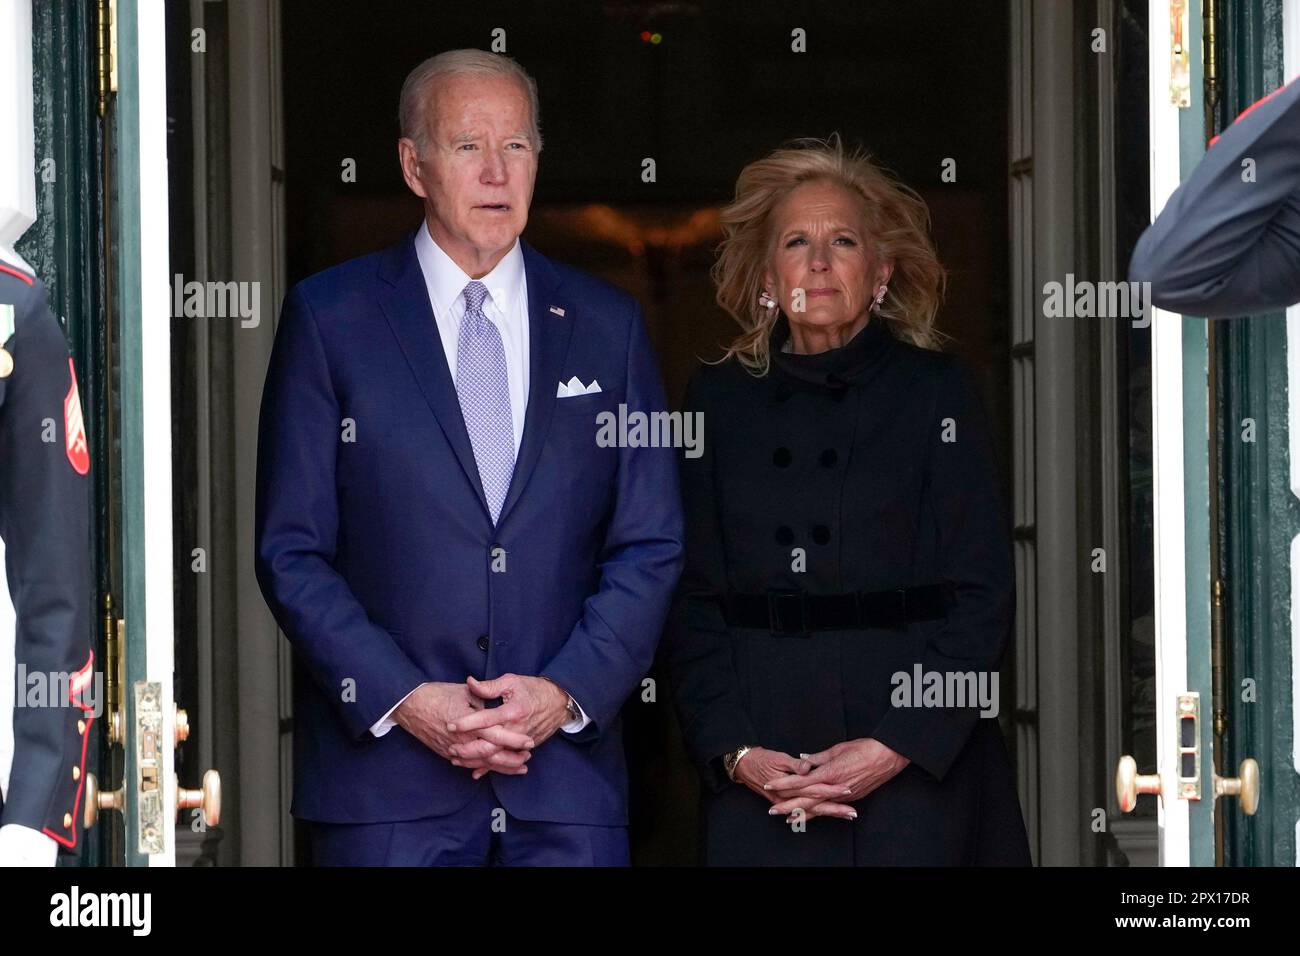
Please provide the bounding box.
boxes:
[812,525,831,545]
[63,813,72,829]
[476,635,490,651]
[819,448,838,467]
[72,766,80,781]
[775,526,794,546]
[77,719,85,735]
[772,447,792,467]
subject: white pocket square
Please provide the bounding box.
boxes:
[557,376,601,397]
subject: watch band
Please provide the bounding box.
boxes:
[723,745,755,782]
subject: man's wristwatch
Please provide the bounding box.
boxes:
[722,745,756,782]
[543,676,582,725]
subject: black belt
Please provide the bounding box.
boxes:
[717,583,954,635]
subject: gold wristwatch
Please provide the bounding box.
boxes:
[722,745,756,782]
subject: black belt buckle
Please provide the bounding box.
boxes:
[767,588,809,636]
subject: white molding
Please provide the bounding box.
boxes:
[134,0,176,868]
[1148,0,1191,868]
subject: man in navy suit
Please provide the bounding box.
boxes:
[254,49,684,866]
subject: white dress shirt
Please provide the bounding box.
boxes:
[368,224,589,738]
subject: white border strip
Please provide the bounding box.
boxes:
[1148,0,1191,868]
[136,0,175,867]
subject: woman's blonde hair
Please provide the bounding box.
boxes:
[711,133,948,374]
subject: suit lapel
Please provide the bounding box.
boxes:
[496,239,575,526]
[377,233,492,520]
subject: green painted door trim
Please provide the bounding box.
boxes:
[113,0,151,868]
[1177,0,1216,870]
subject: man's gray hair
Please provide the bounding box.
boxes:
[399,49,543,155]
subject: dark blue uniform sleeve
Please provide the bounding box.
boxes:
[0,268,95,851]
[1128,77,1300,317]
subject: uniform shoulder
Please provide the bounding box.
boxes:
[1,267,69,356]
[0,261,43,315]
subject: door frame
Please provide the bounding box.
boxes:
[116,0,177,867]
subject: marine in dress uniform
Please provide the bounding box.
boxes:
[0,255,95,867]
[666,312,1031,866]
[1128,76,1300,316]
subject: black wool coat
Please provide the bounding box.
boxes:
[664,313,1032,866]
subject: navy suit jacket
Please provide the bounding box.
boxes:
[254,231,684,826]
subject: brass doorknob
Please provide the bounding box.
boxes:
[174,706,189,745]
[176,769,221,826]
[1214,758,1260,816]
[1115,755,1162,812]
[83,773,124,828]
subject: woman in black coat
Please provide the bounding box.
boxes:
[665,136,1031,866]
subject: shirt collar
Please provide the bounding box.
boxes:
[414,219,525,317]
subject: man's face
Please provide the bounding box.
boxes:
[399,72,538,272]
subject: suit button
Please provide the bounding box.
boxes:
[819,448,838,467]
[77,720,85,735]
[477,635,490,651]
[772,447,792,468]
[775,526,794,546]
[812,525,831,545]
[63,813,72,829]
[72,766,80,781]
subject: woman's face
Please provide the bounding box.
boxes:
[763,179,893,341]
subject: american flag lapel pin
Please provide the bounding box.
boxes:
[549,305,566,317]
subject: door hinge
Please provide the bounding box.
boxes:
[1169,0,1191,107]
[96,0,117,118]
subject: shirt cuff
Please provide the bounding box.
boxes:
[560,695,592,734]
[0,824,59,867]
[369,683,427,737]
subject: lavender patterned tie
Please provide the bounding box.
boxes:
[455,280,516,524]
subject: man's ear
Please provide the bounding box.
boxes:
[397,138,428,200]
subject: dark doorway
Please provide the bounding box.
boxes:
[274,0,1011,864]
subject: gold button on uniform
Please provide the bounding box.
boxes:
[63,813,72,829]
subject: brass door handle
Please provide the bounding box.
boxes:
[176,769,221,827]
[174,705,189,746]
[1214,758,1260,816]
[82,772,124,829]
[1115,755,1163,811]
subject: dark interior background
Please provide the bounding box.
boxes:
[278,0,1010,864]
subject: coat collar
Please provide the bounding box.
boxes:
[377,228,576,529]
[769,312,895,390]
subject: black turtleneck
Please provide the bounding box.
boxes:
[768,311,896,390]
